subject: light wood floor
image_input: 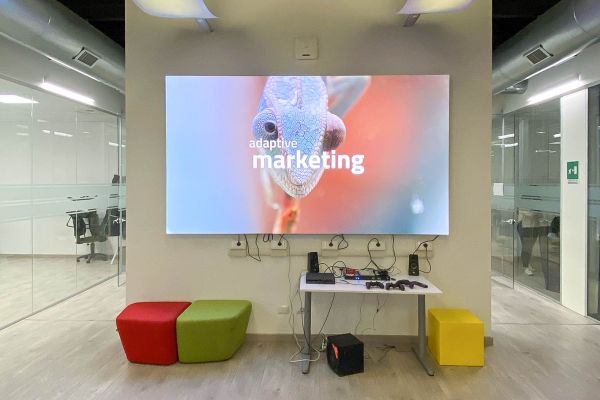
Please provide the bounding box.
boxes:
[0,279,599,400]
[0,255,117,327]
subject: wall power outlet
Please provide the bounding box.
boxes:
[368,239,386,255]
[271,239,288,256]
[228,240,246,257]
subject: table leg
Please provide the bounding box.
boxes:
[301,291,312,374]
[411,294,435,376]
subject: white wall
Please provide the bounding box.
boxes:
[560,90,588,314]
[125,0,492,335]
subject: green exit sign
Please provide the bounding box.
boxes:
[567,161,579,182]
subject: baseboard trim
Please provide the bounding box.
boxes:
[246,333,494,347]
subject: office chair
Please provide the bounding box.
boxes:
[67,210,110,263]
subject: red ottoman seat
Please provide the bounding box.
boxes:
[116,302,191,365]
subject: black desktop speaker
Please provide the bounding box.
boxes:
[327,334,364,377]
[408,254,419,276]
[307,251,319,273]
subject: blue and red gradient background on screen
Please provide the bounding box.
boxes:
[166,75,449,234]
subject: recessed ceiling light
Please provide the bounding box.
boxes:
[39,82,95,106]
[528,79,585,105]
[398,0,474,14]
[498,134,515,139]
[504,143,519,148]
[553,133,561,138]
[42,129,51,134]
[0,95,38,104]
[549,141,561,145]
[53,131,73,137]
[16,132,29,136]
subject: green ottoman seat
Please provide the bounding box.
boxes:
[176,300,252,363]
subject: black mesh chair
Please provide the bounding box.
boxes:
[67,210,110,263]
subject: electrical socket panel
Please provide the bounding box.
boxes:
[277,305,290,315]
[415,240,434,256]
[368,239,386,255]
[321,240,338,257]
[228,240,247,257]
[270,239,288,256]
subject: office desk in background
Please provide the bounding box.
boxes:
[299,272,442,376]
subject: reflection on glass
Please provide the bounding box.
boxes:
[514,99,561,300]
[588,86,600,320]
[491,114,516,285]
[491,99,561,300]
[117,119,126,286]
[0,80,34,327]
[0,76,125,327]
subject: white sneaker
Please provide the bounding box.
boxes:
[524,267,534,276]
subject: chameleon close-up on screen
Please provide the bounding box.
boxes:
[252,75,370,233]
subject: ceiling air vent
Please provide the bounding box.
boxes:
[524,46,553,65]
[73,48,101,68]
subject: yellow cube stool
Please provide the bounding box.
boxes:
[428,308,484,366]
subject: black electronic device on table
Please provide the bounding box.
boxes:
[327,333,364,377]
[344,270,390,281]
[408,254,420,276]
[385,279,428,290]
[306,272,335,284]
[365,281,384,289]
[307,251,320,273]
[385,281,405,291]
[396,279,428,289]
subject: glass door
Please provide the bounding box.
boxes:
[513,100,561,301]
[491,114,517,286]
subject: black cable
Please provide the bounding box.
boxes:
[370,295,388,332]
[362,238,381,270]
[420,245,433,273]
[316,293,336,337]
[319,261,347,278]
[262,234,273,243]
[278,234,285,246]
[413,235,439,255]
[244,234,261,262]
[328,234,349,250]
[362,235,397,272]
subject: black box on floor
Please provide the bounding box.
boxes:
[326,333,364,376]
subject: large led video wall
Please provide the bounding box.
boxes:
[166,75,449,234]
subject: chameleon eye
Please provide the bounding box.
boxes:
[252,109,278,140]
[264,122,276,134]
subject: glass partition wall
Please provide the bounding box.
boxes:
[491,114,516,285]
[588,86,600,319]
[0,77,125,328]
[491,99,561,300]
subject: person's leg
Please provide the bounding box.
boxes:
[537,226,550,284]
[517,222,526,269]
[519,227,536,274]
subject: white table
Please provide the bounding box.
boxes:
[299,272,442,376]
